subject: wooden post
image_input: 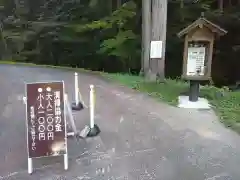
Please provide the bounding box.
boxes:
[141,0,151,76]
[149,0,167,81]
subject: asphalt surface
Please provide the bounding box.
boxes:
[0,64,240,180]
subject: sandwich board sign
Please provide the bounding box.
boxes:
[25,81,68,174]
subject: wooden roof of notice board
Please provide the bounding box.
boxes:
[177,17,227,38]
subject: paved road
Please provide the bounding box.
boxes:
[0,64,240,180]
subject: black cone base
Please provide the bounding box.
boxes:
[71,102,84,111]
[87,124,101,137]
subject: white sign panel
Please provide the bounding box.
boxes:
[186,47,206,76]
[150,41,162,58]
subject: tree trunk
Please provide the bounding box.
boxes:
[141,0,151,76]
[148,0,167,81]
[0,22,11,59]
[109,0,113,13]
[14,0,20,9]
[228,0,232,7]
[180,0,184,22]
[117,0,121,8]
[218,0,223,12]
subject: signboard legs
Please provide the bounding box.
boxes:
[64,149,68,170]
[28,157,33,174]
[189,80,200,102]
[64,93,69,171]
[26,147,68,174]
[24,96,33,174]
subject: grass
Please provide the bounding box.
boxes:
[1,60,240,134]
[103,73,240,134]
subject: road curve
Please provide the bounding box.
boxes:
[0,64,240,180]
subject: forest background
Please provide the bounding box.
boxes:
[0,0,239,86]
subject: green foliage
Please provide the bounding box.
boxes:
[98,30,136,56]
[68,1,137,32]
[89,0,99,8]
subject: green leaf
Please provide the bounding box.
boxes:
[89,0,99,8]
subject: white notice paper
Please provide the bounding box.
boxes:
[186,47,205,76]
[150,41,163,58]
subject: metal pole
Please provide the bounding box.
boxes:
[74,72,79,105]
[189,80,200,102]
[89,85,95,129]
[65,94,78,134]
